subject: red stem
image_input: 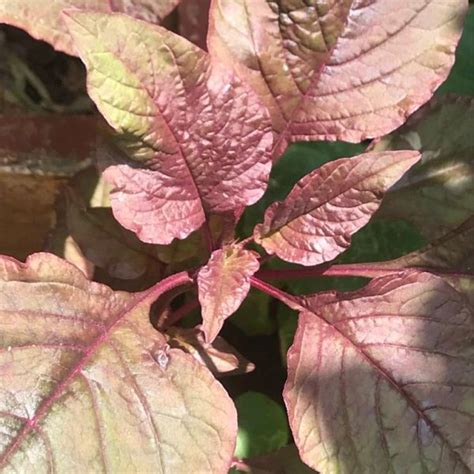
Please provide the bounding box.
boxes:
[257,262,472,281]
[257,263,404,280]
[164,298,200,328]
[231,459,251,472]
[147,271,193,301]
[250,276,302,311]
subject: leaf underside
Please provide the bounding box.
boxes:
[285,271,474,473]
[0,253,237,473]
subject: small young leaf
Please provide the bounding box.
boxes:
[198,246,260,343]
[285,271,474,473]
[254,151,420,266]
[0,0,181,55]
[0,254,237,472]
[209,0,468,153]
[374,95,474,238]
[65,12,273,244]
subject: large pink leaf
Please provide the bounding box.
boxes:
[65,12,273,244]
[209,0,468,155]
[254,151,420,266]
[0,0,181,56]
[285,271,474,473]
[198,246,260,342]
[0,253,237,472]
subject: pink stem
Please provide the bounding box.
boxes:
[147,271,193,301]
[250,276,302,311]
[231,459,252,472]
[257,262,472,280]
[257,263,405,280]
[164,298,200,328]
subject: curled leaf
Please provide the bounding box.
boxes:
[65,11,273,244]
[285,271,474,473]
[167,327,255,376]
[209,0,468,153]
[0,254,237,472]
[255,151,420,266]
[198,246,260,343]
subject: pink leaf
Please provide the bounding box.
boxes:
[285,271,474,473]
[65,12,273,244]
[254,151,420,266]
[198,246,260,343]
[0,0,181,55]
[209,0,468,155]
[0,253,237,472]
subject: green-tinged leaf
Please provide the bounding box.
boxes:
[198,246,260,343]
[439,6,474,96]
[0,0,182,55]
[234,392,289,459]
[374,95,474,238]
[0,254,237,472]
[65,11,272,245]
[285,271,474,473]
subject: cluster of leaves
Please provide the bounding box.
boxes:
[0,1,473,472]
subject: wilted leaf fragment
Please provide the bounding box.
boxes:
[0,254,237,473]
[285,271,474,473]
[167,327,255,376]
[198,246,260,343]
[209,0,468,150]
[65,12,272,245]
[255,151,420,266]
[0,0,182,55]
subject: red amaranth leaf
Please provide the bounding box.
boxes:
[65,12,273,244]
[254,151,420,266]
[209,0,468,156]
[198,246,260,343]
[0,253,237,472]
[0,0,181,56]
[284,271,474,473]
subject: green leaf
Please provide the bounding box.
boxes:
[234,392,289,459]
